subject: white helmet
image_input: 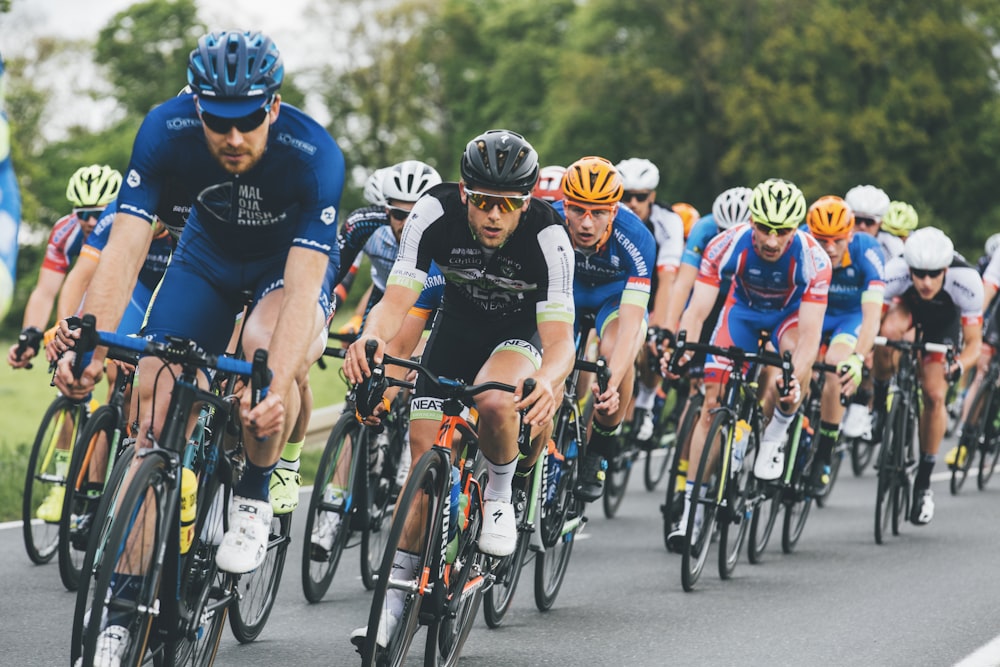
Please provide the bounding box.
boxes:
[382,160,442,203]
[904,226,954,271]
[363,167,388,206]
[711,187,752,230]
[615,158,660,191]
[985,232,1000,259]
[844,184,890,219]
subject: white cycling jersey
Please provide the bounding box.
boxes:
[877,230,905,261]
[647,203,685,273]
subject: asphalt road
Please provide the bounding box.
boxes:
[4,447,1000,667]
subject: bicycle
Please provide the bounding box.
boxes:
[950,350,1000,493]
[873,334,953,545]
[69,317,272,667]
[666,331,793,590]
[483,340,605,626]
[59,349,137,591]
[642,376,684,492]
[354,342,535,667]
[302,338,405,602]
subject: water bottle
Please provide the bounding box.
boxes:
[179,467,198,554]
[446,492,469,564]
[545,449,564,504]
[448,466,461,541]
[797,418,814,475]
[565,437,579,460]
[732,420,750,473]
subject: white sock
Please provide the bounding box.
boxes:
[635,382,656,411]
[385,550,420,617]
[763,408,795,442]
[484,457,518,502]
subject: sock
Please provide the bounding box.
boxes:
[385,550,421,618]
[763,408,795,443]
[915,454,936,492]
[589,421,622,459]
[675,458,688,492]
[817,421,840,465]
[635,382,656,410]
[235,459,277,502]
[276,440,303,472]
[484,456,518,502]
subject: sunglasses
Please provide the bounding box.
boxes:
[74,208,104,221]
[855,216,878,226]
[910,268,944,279]
[464,188,530,213]
[566,202,615,221]
[386,206,411,222]
[200,105,270,134]
[623,191,651,203]
[753,221,795,237]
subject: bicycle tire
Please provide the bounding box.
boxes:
[602,435,634,519]
[644,395,676,491]
[954,379,992,495]
[229,512,291,643]
[874,398,903,544]
[361,430,397,591]
[782,417,816,554]
[301,412,361,603]
[77,451,171,667]
[978,389,1000,489]
[850,436,876,476]
[747,484,780,564]
[60,405,119,591]
[816,437,846,508]
[359,449,445,667]
[23,396,81,565]
[681,411,723,592]
[483,475,530,628]
[719,417,753,580]
[534,418,582,611]
[662,394,701,551]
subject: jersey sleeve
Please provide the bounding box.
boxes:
[801,235,832,305]
[618,215,656,311]
[682,218,718,269]
[858,238,886,306]
[947,266,985,326]
[697,225,739,286]
[649,206,684,273]
[335,209,381,286]
[534,224,575,324]
[289,139,345,278]
[882,257,912,299]
[387,194,441,294]
[982,252,1000,290]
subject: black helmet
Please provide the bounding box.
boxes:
[460,129,539,194]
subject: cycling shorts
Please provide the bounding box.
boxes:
[705,301,798,383]
[821,310,863,349]
[117,280,155,336]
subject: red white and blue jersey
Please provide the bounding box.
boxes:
[41,213,88,274]
[699,223,831,312]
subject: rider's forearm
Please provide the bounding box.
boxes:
[958,325,983,373]
[268,248,328,399]
[609,305,646,389]
[854,300,883,358]
[664,264,697,332]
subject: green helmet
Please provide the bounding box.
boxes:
[881,200,918,238]
[66,164,122,207]
[749,178,806,229]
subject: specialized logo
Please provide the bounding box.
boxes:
[492,508,504,523]
[127,169,141,188]
[321,206,337,225]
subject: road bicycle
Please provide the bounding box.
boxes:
[950,350,1000,493]
[354,342,535,667]
[69,317,273,667]
[873,334,953,545]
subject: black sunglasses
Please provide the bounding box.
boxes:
[855,216,878,226]
[386,206,410,222]
[623,191,651,203]
[910,268,944,279]
[74,208,104,221]
[200,105,270,134]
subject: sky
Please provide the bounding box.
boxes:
[0,0,339,138]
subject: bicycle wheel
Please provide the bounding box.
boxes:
[60,405,119,591]
[644,397,676,491]
[229,511,291,643]
[75,451,171,667]
[719,424,754,580]
[874,400,903,545]
[23,396,82,564]
[483,476,530,628]
[426,464,487,667]
[850,436,876,476]
[816,437,846,508]
[361,432,397,591]
[301,412,361,603]
[747,484,780,564]
[953,381,992,495]
[359,449,445,667]
[534,421,582,611]
[602,437,633,519]
[166,544,232,667]
[662,393,701,551]
[681,412,723,592]
[978,392,1000,489]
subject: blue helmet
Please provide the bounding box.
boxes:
[188,31,283,117]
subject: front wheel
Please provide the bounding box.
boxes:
[719,429,755,580]
[681,411,724,592]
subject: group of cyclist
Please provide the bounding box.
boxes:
[8,26,998,667]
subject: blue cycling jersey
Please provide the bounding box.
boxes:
[118,93,345,264]
[825,232,885,316]
[682,215,722,269]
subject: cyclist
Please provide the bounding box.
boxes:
[344,129,575,647]
[845,184,901,260]
[8,165,121,371]
[553,156,655,500]
[880,200,919,242]
[614,157,685,442]
[803,195,885,495]
[975,232,1000,276]
[55,30,345,664]
[532,165,566,202]
[665,178,831,549]
[873,226,983,525]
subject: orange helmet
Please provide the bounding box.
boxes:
[806,195,854,238]
[672,202,700,238]
[532,165,566,202]
[562,156,623,205]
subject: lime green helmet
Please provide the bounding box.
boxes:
[66,164,122,207]
[749,178,806,229]
[881,200,918,238]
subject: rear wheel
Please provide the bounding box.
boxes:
[954,380,991,495]
[534,424,581,612]
[644,394,677,491]
[850,437,876,477]
[747,484,780,564]
[874,400,904,544]
[978,390,1000,490]
[23,396,83,564]
[483,480,529,628]
[602,436,633,519]
[301,412,360,603]
[361,439,396,590]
